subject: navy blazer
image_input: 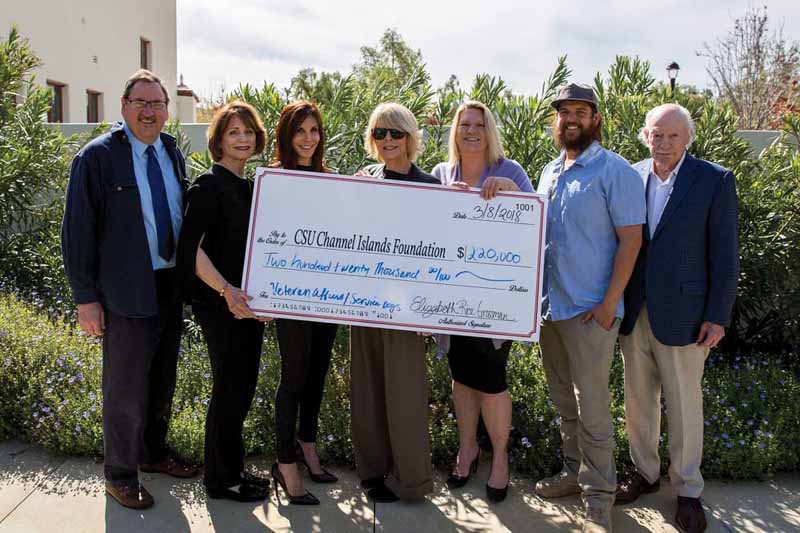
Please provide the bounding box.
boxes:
[620,153,739,346]
[61,122,188,318]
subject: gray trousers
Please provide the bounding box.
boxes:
[620,305,708,498]
[349,326,433,500]
[539,315,619,510]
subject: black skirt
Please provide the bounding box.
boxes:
[447,336,512,394]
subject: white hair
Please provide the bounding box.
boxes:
[638,103,696,148]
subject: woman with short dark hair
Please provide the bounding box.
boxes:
[177,100,270,502]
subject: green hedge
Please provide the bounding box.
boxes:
[2,292,798,481]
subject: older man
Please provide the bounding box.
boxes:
[62,69,197,509]
[535,84,645,533]
[614,104,738,532]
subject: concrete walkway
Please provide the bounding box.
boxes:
[1,440,798,532]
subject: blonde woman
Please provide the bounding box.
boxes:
[431,100,533,502]
[350,102,439,503]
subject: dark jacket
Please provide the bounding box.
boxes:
[61,122,188,318]
[620,153,739,346]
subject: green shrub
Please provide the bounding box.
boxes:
[2,293,798,481]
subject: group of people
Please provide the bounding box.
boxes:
[61,70,738,533]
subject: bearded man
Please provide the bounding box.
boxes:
[534,84,645,533]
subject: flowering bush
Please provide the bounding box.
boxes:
[2,293,798,481]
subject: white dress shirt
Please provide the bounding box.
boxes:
[647,153,685,238]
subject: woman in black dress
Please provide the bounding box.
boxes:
[177,101,271,502]
[270,101,339,506]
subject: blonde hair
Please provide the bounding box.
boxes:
[448,100,505,167]
[364,102,422,162]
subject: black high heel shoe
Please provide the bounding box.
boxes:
[446,450,480,489]
[270,463,320,505]
[485,464,509,503]
[295,440,338,484]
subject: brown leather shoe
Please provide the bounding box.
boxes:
[676,496,707,532]
[106,482,154,509]
[534,469,581,498]
[615,471,660,505]
[140,454,198,478]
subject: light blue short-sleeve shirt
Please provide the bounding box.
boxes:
[536,141,645,321]
[123,122,183,269]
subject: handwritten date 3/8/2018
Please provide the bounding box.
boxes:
[472,202,525,223]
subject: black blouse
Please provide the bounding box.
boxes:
[362,162,440,184]
[177,164,254,307]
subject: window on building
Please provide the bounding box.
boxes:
[47,80,66,123]
[140,37,151,70]
[86,90,102,123]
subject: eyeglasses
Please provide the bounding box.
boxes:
[372,128,406,140]
[126,98,168,111]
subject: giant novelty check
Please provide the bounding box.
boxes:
[242,168,548,341]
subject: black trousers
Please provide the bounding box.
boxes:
[194,303,265,490]
[103,268,183,484]
[274,319,338,464]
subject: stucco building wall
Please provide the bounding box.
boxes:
[1,1,177,122]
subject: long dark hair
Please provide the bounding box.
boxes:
[271,100,327,171]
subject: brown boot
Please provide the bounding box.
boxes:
[106,482,154,509]
[676,496,707,532]
[615,471,659,505]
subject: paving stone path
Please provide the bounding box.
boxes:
[1,440,798,532]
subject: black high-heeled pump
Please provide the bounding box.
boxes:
[270,463,320,505]
[446,450,480,489]
[485,464,509,503]
[295,440,338,484]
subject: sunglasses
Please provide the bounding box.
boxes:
[372,128,406,140]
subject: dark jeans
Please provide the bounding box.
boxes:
[194,303,265,490]
[274,319,338,464]
[103,268,183,484]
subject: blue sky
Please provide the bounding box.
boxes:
[177,0,800,101]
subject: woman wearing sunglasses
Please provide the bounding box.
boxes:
[269,100,340,506]
[350,102,439,503]
[431,100,532,503]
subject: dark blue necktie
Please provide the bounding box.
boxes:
[145,145,175,261]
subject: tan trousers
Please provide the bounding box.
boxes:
[619,305,708,498]
[349,326,433,500]
[539,315,619,510]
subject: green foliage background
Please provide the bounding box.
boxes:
[1,26,799,481]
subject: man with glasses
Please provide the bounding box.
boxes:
[534,84,645,533]
[62,69,197,510]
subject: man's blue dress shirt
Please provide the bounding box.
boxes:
[123,122,183,269]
